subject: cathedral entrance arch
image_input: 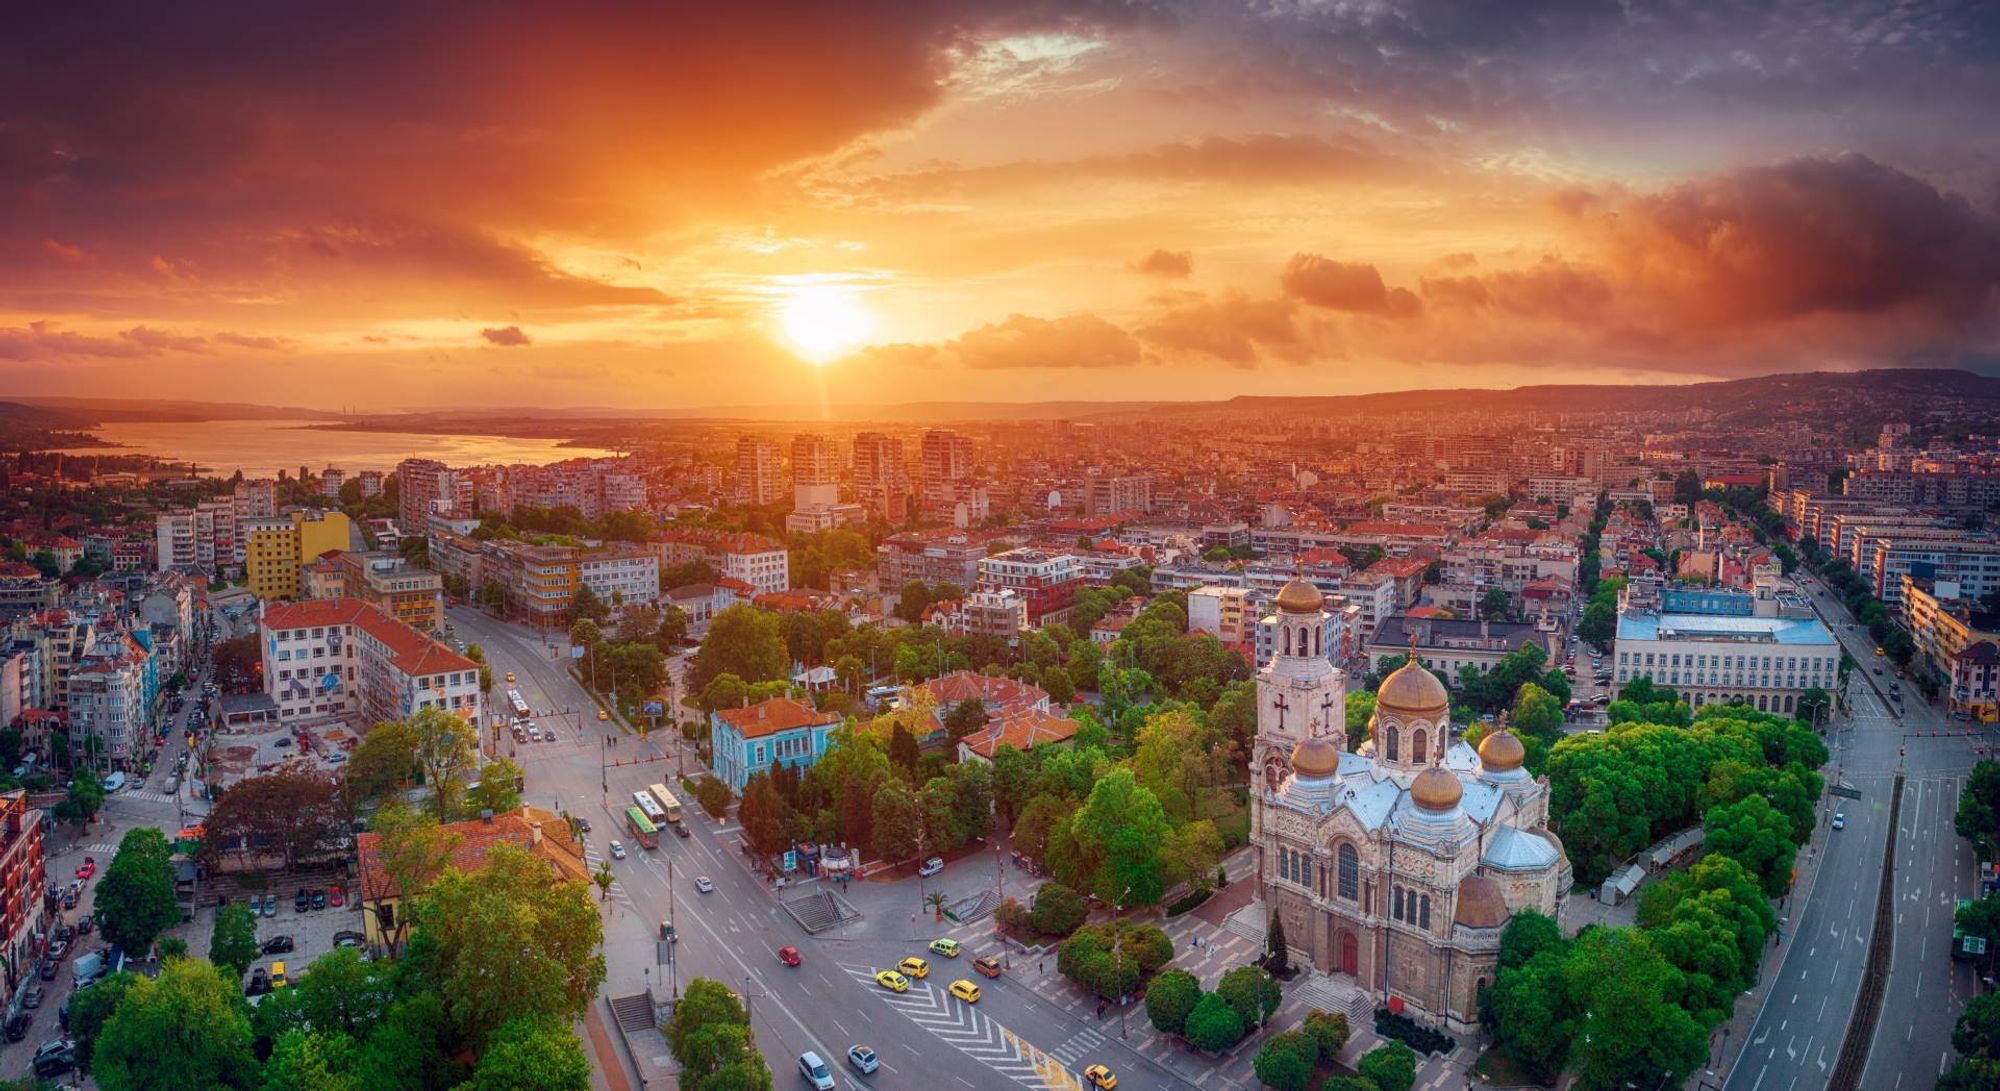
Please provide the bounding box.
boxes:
[1338,929,1358,975]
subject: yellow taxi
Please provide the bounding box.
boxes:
[947,979,981,1003]
[270,961,289,990]
[898,956,929,979]
[598,709,610,721]
[873,969,909,993]
[505,672,516,682]
[1084,1064,1117,1089]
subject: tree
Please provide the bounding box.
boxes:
[1301,1009,1351,1062]
[1957,760,2000,860]
[1264,912,1289,976]
[1029,881,1090,937]
[1955,991,2000,1062]
[466,757,525,815]
[1144,968,1201,1035]
[669,978,750,1062]
[1578,600,1616,651]
[461,1016,593,1091]
[208,902,260,979]
[1704,794,1798,897]
[888,722,920,777]
[53,774,106,827]
[689,604,789,690]
[69,970,140,1072]
[1069,768,1171,906]
[95,826,181,956]
[352,992,461,1091]
[409,706,479,819]
[1357,1042,1417,1091]
[348,718,422,803]
[1562,928,1708,1091]
[571,583,610,623]
[366,803,460,957]
[943,698,988,744]
[595,860,616,902]
[406,843,606,1045]
[1253,1033,1314,1091]
[1216,965,1281,1029]
[1345,691,1376,750]
[869,782,922,862]
[1479,587,1510,622]
[202,766,349,872]
[739,772,792,857]
[93,958,260,1091]
[1184,991,1246,1052]
[262,1029,362,1091]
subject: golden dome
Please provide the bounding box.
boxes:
[1290,736,1341,779]
[1477,730,1526,772]
[1275,578,1324,614]
[1410,765,1463,811]
[1377,658,1449,716]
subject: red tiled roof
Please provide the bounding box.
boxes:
[356,804,587,903]
[963,710,1079,759]
[261,597,475,678]
[916,670,1047,717]
[715,697,839,740]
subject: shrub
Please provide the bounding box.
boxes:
[1253,1032,1315,1091]
[994,897,1030,935]
[1144,969,1201,1035]
[1302,1009,1351,1062]
[1184,992,1246,1052]
[1373,1009,1454,1056]
[1216,965,1281,1029]
[1358,1042,1418,1091]
[1322,1078,1378,1091]
[1058,932,1140,1001]
[690,775,732,818]
[1029,882,1089,937]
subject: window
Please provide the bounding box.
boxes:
[1386,729,1399,762]
[1412,729,1427,763]
[1338,843,1358,900]
[1419,895,1431,930]
[1392,887,1404,922]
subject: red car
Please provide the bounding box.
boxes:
[75,859,95,881]
[327,886,344,908]
[777,946,801,967]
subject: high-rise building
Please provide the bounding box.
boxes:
[396,458,449,537]
[244,510,353,602]
[921,429,974,487]
[233,478,278,521]
[1083,474,1153,517]
[791,434,840,510]
[736,437,782,506]
[853,432,909,522]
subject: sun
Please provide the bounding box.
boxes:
[775,284,874,364]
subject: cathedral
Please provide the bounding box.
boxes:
[1248,575,1571,1031]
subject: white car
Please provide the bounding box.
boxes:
[608,840,627,860]
[917,857,944,878]
[1832,812,1846,830]
[694,876,715,893]
[799,1051,835,1091]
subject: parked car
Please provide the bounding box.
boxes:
[332,931,367,949]
[31,1038,73,1077]
[4,1013,30,1042]
[294,888,312,912]
[916,857,944,877]
[270,961,288,989]
[23,987,45,1010]
[261,936,295,955]
[847,1044,879,1074]
[245,968,271,996]
[328,886,344,908]
[311,890,328,911]
[47,939,67,962]
[261,895,276,918]
[100,772,125,792]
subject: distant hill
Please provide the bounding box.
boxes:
[12,396,341,422]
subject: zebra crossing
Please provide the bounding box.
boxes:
[838,964,1076,1089]
[119,789,177,805]
[80,842,119,855]
[1046,1027,1106,1066]
[581,843,638,911]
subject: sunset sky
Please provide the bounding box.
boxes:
[4,2,1998,410]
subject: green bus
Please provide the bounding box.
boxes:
[1952,898,1985,961]
[624,806,660,850]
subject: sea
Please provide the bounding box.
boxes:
[49,418,621,478]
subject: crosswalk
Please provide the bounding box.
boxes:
[80,842,119,855]
[839,964,1077,1089]
[1046,1027,1107,1066]
[118,789,177,805]
[581,842,638,912]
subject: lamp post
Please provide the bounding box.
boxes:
[1114,884,1132,1039]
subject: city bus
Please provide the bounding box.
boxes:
[507,689,531,719]
[647,784,683,826]
[632,790,665,824]
[623,806,660,850]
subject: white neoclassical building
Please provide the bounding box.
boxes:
[1249,575,1571,1030]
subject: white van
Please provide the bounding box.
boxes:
[100,772,126,793]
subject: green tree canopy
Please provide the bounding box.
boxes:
[93,958,260,1091]
[1144,968,1202,1035]
[95,826,181,955]
[690,604,789,689]
[460,1016,593,1091]
[1069,768,1171,906]
[208,902,261,980]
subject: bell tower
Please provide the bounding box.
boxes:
[1253,572,1348,796]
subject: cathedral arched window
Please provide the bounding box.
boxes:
[1386,728,1399,762]
[1282,628,1292,656]
[1412,729,1427,763]
[1312,626,1321,656]
[1419,895,1431,930]
[1337,843,1358,900]
[1392,887,1404,922]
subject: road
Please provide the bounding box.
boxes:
[447,603,1189,1091]
[1720,575,1984,1091]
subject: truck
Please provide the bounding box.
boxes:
[73,948,125,990]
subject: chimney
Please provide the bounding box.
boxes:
[530,821,543,846]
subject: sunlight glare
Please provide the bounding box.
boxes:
[776,285,874,365]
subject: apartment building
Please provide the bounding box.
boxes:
[481,541,579,626]
[66,628,153,773]
[319,551,446,632]
[243,509,352,601]
[154,497,239,571]
[1083,474,1153,517]
[0,791,47,992]
[656,528,789,597]
[1902,575,1999,721]
[876,530,986,591]
[964,589,1031,645]
[396,458,451,537]
[853,431,910,523]
[259,597,482,727]
[1188,586,1253,644]
[576,544,660,609]
[0,564,58,622]
[736,437,783,506]
[976,548,1081,629]
[1863,537,2000,606]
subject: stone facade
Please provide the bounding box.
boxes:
[1248,578,1570,1031]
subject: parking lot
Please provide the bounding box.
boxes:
[230,881,369,998]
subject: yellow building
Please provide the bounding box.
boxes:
[244,510,351,601]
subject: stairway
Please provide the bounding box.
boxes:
[781,889,858,934]
[608,991,655,1034]
[946,888,1001,924]
[1222,900,1267,946]
[1293,970,1373,1029]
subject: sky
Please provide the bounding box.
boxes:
[3,1,1999,411]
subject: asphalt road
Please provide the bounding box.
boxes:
[1720,575,1986,1091]
[446,603,1191,1091]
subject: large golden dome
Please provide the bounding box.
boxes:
[1411,765,1463,811]
[1477,730,1526,772]
[1377,658,1449,716]
[1275,577,1324,614]
[1290,736,1341,779]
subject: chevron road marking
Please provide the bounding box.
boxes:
[842,965,1068,1087]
